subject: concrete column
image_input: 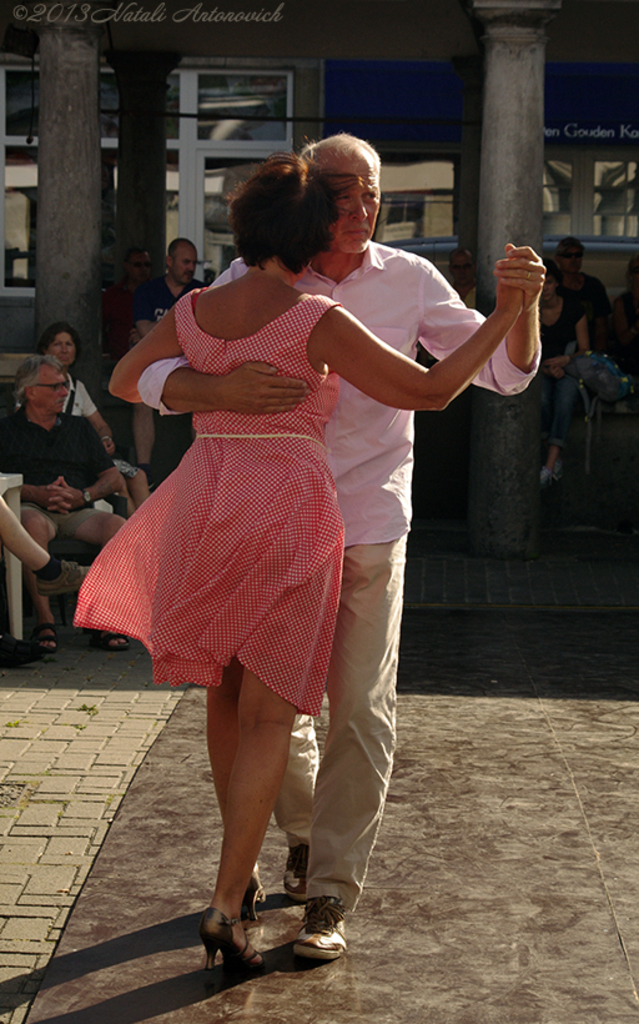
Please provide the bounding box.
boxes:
[293,61,322,152]
[452,55,483,256]
[467,1,560,559]
[106,52,179,280]
[33,5,103,400]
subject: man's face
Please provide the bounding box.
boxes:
[556,246,583,274]
[25,364,69,417]
[449,253,475,290]
[316,147,381,255]
[124,251,151,287]
[166,244,197,286]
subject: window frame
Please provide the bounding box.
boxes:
[0,64,294,297]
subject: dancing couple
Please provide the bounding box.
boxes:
[76,142,543,969]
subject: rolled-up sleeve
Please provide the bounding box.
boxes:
[138,356,189,415]
[418,265,540,396]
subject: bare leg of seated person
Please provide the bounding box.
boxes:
[21,507,127,652]
[122,469,150,515]
[0,497,88,657]
[21,507,59,652]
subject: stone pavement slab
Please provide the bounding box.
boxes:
[22,607,639,1024]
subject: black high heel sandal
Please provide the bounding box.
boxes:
[243,868,266,921]
[199,907,264,971]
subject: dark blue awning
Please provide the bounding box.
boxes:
[324,60,639,146]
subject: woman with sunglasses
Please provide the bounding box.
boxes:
[554,236,611,351]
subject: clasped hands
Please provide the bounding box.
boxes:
[541,355,570,379]
[40,476,85,514]
[494,244,545,316]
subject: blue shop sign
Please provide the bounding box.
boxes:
[545,63,639,146]
[324,60,639,146]
[544,122,639,143]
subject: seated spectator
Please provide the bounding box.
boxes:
[102,247,151,362]
[539,259,589,488]
[554,236,611,351]
[611,253,639,376]
[0,355,129,654]
[448,247,477,308]
[0,494,89,664]
[37,323,150,516]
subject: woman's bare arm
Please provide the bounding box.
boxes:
[110,309,182,402]
[307,280,525,411]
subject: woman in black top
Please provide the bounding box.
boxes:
[539,259,589,488]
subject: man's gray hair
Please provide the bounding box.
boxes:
[14,354,64,406]
[300,133,381,175]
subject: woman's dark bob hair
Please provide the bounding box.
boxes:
[229,153,338,274]
[36,321,81,361]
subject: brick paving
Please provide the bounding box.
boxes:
[0,631,180,1024]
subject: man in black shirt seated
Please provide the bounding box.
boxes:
[0,355,128,653]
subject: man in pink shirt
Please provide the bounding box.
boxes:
[137,134,544,959]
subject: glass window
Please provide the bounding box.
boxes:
[100,72,119,140]
[198,74,287,142]
[203,158,260,283]
[6,71,39,138]
[101,152,179,286]
[166,151,180,243]
[5,147,37,287]
[543,160,572,235]
[166,75,180,140]
[375,159,455,242]
[594,160,638,238]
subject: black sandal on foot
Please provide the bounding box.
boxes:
[31,623,58,655]
[0,631,44,667]
[88,631,129,652]
[199,907,264,971]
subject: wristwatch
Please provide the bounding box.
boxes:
[82,489,92,507]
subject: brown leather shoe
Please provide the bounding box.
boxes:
[36,560,90,596]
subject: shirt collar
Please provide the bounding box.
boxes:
[306,243,383,287]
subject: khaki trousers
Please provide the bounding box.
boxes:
[274,536,407,910]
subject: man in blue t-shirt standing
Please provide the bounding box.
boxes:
[131,238,204,481]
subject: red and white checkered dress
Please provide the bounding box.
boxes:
[75,291,344,716]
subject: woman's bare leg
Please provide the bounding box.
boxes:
[206,659,243,820]
[206,665,297,955]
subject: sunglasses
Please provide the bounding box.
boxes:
[128,260,152,268]
[559,251,583,259]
